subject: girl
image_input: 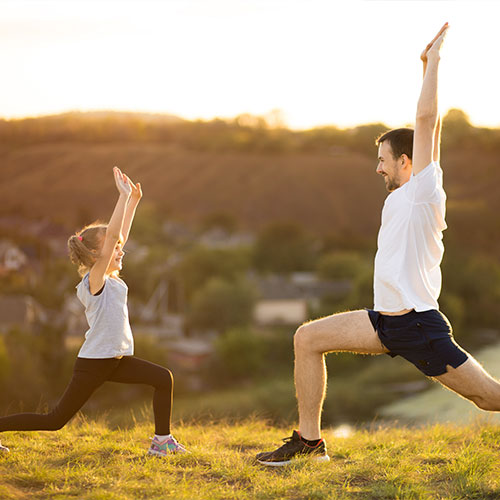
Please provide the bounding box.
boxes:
[0,167,186,457]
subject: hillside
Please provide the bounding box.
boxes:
[1,141,384,237]
[1,140,500,255]
[1,419,499,499]
[2,110,500,261]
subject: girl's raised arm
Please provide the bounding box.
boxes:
[88,167,131,294]
[121,174,143,246]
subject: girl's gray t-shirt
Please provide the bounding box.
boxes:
[76,273,134,359]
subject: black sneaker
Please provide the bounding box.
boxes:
[256,430,330,466]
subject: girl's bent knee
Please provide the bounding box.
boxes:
[157,368,173,389]
[44,413,69,431]
[49,421,66,431]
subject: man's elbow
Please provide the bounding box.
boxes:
[415,111,437,129]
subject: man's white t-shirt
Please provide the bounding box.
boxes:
[373,161,447,312]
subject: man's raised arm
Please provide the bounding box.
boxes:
[412,23,449,175]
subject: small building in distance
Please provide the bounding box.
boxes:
[253,272,351,326]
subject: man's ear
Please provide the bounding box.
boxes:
[400,154,411,169]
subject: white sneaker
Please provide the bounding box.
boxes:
[0,441,9,453]
[147,435,188,457]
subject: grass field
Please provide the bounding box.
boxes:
[1,415,500,500]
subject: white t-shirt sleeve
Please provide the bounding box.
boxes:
[405,161,443,204]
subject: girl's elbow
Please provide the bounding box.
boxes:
[105,229,121,243]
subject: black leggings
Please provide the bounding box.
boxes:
[0,356,173,435]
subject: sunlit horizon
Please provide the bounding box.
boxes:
[1,0,499,130]
[0,106,484,133]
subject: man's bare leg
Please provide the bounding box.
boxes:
[435,355,500,411]
[293,310,388,440]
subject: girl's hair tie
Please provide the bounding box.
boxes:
[78,235,83,241]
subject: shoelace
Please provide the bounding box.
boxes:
[277,434,300,452]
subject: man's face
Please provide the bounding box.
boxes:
[376,141,404,192]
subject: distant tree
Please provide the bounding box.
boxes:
[447,254,500,329]
[321,231,375,253]
[254,221,316,274]
[130,202,168,246]
[340,266,374,311]
[298,126,345,153]
[316,251,370,281]
[438,292,466,339]
[443,109,472,134]
[0,338,9,385]
[200,212,238,234]
[175,247,251,300]
[442,109,473,148]
[214,327,266,379]
[120,242,171,306]
[349,123,389,156]
[234,113,267,129]
[189,277,257,333]
[31,259,74,309]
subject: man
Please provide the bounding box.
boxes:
[256,23,500,467]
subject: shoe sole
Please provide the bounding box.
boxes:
[148,449,168,457]
[148,449,188,457]
[257,454,330,467]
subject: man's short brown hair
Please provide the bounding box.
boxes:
[376,128,414,160]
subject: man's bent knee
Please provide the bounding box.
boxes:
[294,323,316,353]
[469,395,500,412]
[294,320,340,354]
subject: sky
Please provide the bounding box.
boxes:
[1,0,499,130]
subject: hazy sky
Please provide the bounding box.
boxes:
[1,0,499,129]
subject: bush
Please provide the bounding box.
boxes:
[214,327,267,379]
[175,247,252,300]
[189,277,257,333]
[254,222,317,274]
[316,251,370,280]
[0,337,10,384]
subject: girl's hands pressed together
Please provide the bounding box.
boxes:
[113,166,132,197]
[125,173,143,202]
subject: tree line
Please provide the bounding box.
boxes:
[2,109,498,155]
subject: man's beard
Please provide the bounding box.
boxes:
[385,176,400,192]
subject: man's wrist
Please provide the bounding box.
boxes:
[426,52,441,64]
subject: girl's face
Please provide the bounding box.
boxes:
[106,241,125,275]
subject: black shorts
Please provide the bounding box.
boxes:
[367,309,468,376]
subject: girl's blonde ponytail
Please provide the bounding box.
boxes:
[67,223,107,276]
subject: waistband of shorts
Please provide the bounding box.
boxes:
[366,308,439,329]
